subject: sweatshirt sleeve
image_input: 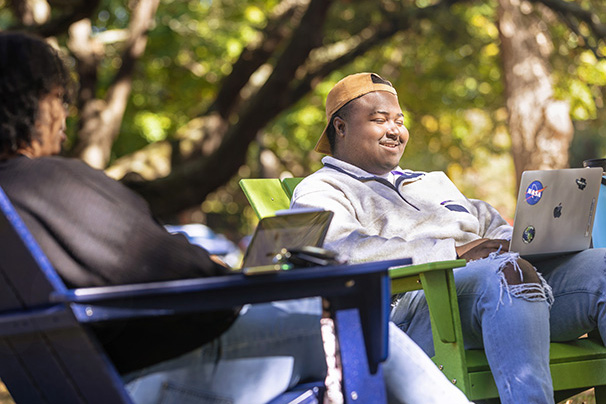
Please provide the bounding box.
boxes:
[15,158,229,288]
[468,198,513,241]
[291,177,457,265]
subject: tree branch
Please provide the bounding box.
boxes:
[533,0,606,42]
[72,0,160,168]
[234,0,332,127]
[556,9,603,59]
[131,0,334,217]
[207,0,309,119]
[288,1,451,109]
[67,19,102,108]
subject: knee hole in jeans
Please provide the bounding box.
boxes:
[502,261,540,287]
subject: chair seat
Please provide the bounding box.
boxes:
[465,337,606,373]
[550,338,606,363]
[460,337,606,400]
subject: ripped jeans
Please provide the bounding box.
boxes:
[390,248,606,404]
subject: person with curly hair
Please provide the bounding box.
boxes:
[0,32,72,158]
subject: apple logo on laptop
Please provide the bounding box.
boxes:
[553,203,562,218]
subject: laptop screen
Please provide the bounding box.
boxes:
[241,209,334,269]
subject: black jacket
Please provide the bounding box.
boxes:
[0,156,239,373]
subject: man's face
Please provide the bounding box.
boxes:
[333,91,409,175]
[32,87,67,157]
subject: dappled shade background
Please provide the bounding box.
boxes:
[1,0,606,243]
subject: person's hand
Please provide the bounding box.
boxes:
[455,239,509,261]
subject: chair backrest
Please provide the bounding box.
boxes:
[240,177,304,219]
[0,187,132,403]
[282,177,304,198]
[240,178,292,218]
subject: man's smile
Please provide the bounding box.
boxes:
[379,137,404,149]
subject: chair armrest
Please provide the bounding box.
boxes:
[389,259,466,294]
[53,258,412,371]
[389,259,466,343]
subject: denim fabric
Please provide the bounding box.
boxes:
[125,298,326,404]
[537,248,606,344]
[125,297,472,404]
[391,248,606,404]
[384,323,471,404]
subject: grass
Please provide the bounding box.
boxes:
[0,380,598,403]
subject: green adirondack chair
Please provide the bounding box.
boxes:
[240,177,606,403]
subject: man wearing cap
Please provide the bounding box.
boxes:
[291,72,606,404]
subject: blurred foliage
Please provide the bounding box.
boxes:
[112,0,279,159]
[1,0,606,240]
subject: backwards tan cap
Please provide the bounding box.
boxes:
[314,72,398,155]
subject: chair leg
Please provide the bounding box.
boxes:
[595,385,606,404]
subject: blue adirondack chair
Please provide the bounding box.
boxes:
[0,186,408,404]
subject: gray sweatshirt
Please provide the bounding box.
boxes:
[291,156,513,265]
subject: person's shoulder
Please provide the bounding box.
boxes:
[292,166,342,198]
[1,155,78,173]
[304,165,333,179]
[49,156,114,176]
[297,168,333,188]
[433,171,456,182]
[415,171,465,193]
[26,157,119,189]
[31,156,88,169]
[419,170,451,182]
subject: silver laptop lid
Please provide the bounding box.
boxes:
[241,209,334,269]
[509,167,602,258]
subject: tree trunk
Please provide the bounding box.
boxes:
[70,0,160,169]
[498,0,574,188]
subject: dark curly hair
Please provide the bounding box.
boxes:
[0,32,72,157]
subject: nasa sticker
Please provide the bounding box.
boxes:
[525,181,545,205]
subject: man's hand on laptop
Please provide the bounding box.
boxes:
[456,239,510,261]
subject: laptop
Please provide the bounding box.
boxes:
[240,209,334,274]
[509,167,603,259]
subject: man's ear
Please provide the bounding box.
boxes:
[333,116,346,138]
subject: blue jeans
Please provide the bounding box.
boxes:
[391,248,606,404]
[125,298,470,404]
